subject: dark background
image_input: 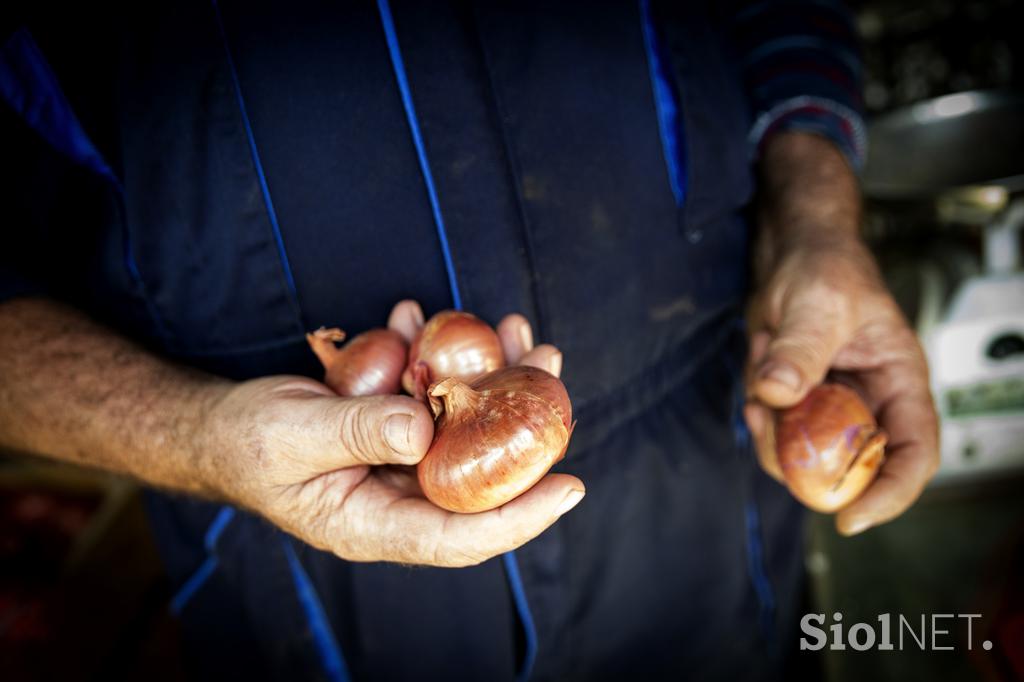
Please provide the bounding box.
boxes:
[856,0,1022,113]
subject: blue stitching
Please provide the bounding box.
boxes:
[377,7,538,679]
[211,0,303,322]
[727,321,777,645]
[503,552,538,682]
[283,541,350,682]
[377,0,463,311]
[638,0,688,208]
[169,555,218,615]
[170,506,236,614]
[744,501,777,644]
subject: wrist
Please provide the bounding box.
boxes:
[755,131,865,279]
[189,375,326,507]
[174,375,237,500]
[759,132,861,235]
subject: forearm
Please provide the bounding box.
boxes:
[755,132,864,277]
[0,297,232,494]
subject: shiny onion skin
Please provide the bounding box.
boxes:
[402,310,505,400]
[776,383,887,513]
[307,327,408,397]
[418,365,574,513]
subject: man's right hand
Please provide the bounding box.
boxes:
[0,297,582,569]
[199,302,584,567]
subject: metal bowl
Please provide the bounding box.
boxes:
[863,90,1024,200]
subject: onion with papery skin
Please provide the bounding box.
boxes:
[775,383,887,513]
[417,365,574,513]
[402,310,505,400]
[307,327,408,397]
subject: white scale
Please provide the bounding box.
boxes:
[924,198,1024,481]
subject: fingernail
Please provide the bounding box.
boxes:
[411,304,425,327]
[760,362,801,391]
[549,351,563,377]
[384,414,413,454]
[555,488,585,516]
[518,322,534,353]
[842,517,873,536]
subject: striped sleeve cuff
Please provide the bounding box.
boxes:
[747,95,867,169]
[730,0,867,170]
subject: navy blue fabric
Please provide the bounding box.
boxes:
[503,551,539,682]
[210,0,455,338]
[0,28,119,187]
[377,0,464,312]
[211,0,303,318]
[2,2,807,680]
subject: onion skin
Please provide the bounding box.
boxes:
[307,327,408,397]
[776,383,887,513]
[402,310,505,400]
[418,365,574,513]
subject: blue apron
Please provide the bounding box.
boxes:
[1,2,805,679]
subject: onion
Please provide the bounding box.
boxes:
[402,310,505,400]
[775,383,887,513]
[417,365,574,513]
[307,327,408,397]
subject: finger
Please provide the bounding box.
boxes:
[291,393,435,469]
[744,402,783,483]
[374,464,424,497]
[518,344,563,377]
[435,473,583,566]
[835,387,939,535]
[497,313,534,364]
[754,292,854,408]
[358,473,585,567]
[745,329,772,392]
[387,299,425,343]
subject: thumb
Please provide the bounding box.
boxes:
[299,393,434,469]
[754,296,853,408]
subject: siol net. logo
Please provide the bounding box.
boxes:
[800,613,992,652]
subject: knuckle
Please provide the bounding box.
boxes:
[330,533,365,562]
[330,538,366,562]
[429,518,494,568]
[340,401,380,463]
[493,509,539,550]
[770,335,831,373]
[806,280,850,309]
[435,542,490,568]
[379,516,440,566]
[327,514,375,562]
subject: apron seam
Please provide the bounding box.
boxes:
[469,5,552,341]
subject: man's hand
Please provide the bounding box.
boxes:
[206,300,581,567]
[744,133,939,536]
[0,297,583,567]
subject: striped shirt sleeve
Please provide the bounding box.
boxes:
[728,0,867,169]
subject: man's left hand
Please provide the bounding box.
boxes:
[744,133,940,536]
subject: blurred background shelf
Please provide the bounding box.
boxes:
[0,456,183,681]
